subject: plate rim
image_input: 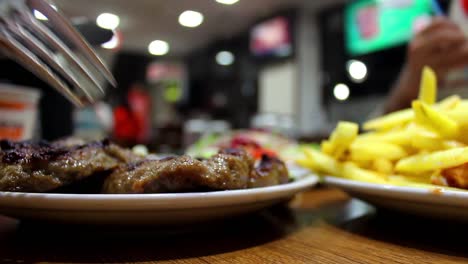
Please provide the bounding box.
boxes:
[0,174,319,211]
[323,176,468,207]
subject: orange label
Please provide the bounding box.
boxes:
[0,126,24,140]
[0,101,30,110]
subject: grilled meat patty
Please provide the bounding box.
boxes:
[103,156,211,193]
[0,139,140,192]
[103,148,288,194]
[249,155,289,188]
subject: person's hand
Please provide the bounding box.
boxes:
[408,17,468,80]
[384,17,468,113]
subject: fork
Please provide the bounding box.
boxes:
[0,0,116,107]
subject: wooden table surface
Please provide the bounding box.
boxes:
[1,186,468,263]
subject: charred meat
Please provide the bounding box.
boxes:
[249,155,289,188]
[0,139,289,194]
[0,139,140,192]
[103,148,288,194]
[103,156,211,193]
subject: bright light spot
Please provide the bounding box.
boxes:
[215,0,239,5]
[347,60,367,82]
[178,10,204,28]
[96,13,120,30]
[148,40,169,56]
[34,5,57,21]
[132,145,148,157]
[333,83,350,101]
[216,51,234,66]
[101,32,119,49]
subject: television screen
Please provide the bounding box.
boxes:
[250,16,292,57]
[345,0,433,55]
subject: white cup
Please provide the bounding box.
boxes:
[0,84,41,140]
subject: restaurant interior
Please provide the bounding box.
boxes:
[4,0,468,263]
[3,0,451,150]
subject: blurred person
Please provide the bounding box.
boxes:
[127,83,152,143]
[384,1,468,113]
[112,84,151,145]
[113,101,138,145]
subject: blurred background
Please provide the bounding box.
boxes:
[0,0,451,153]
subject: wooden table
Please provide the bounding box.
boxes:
[0,186,467,263]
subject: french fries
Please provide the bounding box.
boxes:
[350,141,407,161]
[302,148,341,176]
[395,147,468,173]
[412,101,459,138]
[372,158,393,175]
[298,66,468,191]
[418,66,437,104]
[322,121,358,159]
[342,162,387,184]
[362,108,413,131]
[437,95,460,110]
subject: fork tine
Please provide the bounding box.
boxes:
[27,0,117,87]
[8,21,96,102]
[0,27,84,107]
[17,10,106,95]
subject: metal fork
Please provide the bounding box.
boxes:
[0,0,116,107]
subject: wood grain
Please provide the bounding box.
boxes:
[0,187,467,263]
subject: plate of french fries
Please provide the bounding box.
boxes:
[297,66,468,219]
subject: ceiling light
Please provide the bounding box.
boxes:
[96,13,120,30]
[216,51,234,66]
[178,10,204,28]
[333,83,350,101]
[347,60,367,82]
[101,32,119,49]
[148,40,169,56]
[215,0,239,5]
[34,5,57,21]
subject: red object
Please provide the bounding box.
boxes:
[230,136,278,159]
[113,85,151,143]
[251,148,277,160]
[127,86,152,143]
[231,136,261,149]
[462,0,468,15]
[113,106,138,141]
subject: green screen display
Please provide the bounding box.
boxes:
[345,0,433,55]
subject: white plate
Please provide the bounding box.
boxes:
[0,175,318,225]
[324,176,468,220]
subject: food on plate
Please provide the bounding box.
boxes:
[103,148,289,193]
[0,139,140,192]
[186,130,300,161]
[249,154,289,188]
[0,137,289,193]
[186,129,314,180]
[297,66,468,190]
